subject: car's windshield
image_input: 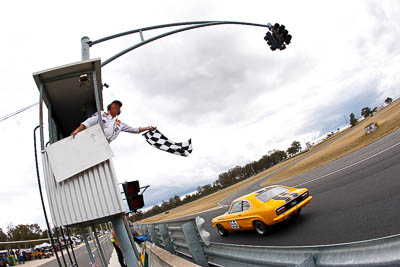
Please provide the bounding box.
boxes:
[255,186,288,203]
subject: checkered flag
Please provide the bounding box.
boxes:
[142,129,193,157]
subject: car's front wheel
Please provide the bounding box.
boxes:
[216,224,229,237]
[253,221,268,236]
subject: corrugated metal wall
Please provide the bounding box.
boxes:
[42,152,124,227]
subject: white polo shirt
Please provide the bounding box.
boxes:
[81,111,139,143]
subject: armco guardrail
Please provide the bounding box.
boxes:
[135,216,400,267]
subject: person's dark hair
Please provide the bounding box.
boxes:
[107,100,122,115]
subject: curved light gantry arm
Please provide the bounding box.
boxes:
[82,21,271,67]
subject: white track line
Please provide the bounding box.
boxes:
[295,141,400,187]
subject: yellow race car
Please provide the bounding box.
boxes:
[212,185,312,236]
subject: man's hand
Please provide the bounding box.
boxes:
[71,124,86,138]
[71,130,78,138]
[138,126,157,133]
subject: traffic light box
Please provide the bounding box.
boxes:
[264,23,292,51]
[122,181,145,212]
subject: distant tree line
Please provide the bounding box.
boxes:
[349,97,393,127]
[131,141,303,221]
[0,224,47,250]
[0,223,103,250]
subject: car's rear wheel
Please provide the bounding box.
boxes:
[253,221,268,236]
[216,224,229,237]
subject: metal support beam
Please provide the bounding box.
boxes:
[39,82,45,150]
[66,227,78,267]
[181,221,208,267]
[159,224,174,254]
[80,227,96,265]
[122,217,141,262]
[91,225,107,267]
[92,71,104,132]
[54,228,68,267]
[111,216,140,267]
[139,31,144,42]
[60,227,74,266]
[148,225,158,245]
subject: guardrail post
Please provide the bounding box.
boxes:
[295,254,315,267]
[142,225,150,240]
[148,225,159,245]
[195,217,211,246]
[159,224,175,254]
[181,221,208,267]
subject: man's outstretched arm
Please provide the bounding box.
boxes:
[139,126,157,133]
[71,124,86,138]
[121,124,156,134]
[71,112,99,137]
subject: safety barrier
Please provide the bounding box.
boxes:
[134,216,400,267]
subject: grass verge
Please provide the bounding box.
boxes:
[262,99,400,185]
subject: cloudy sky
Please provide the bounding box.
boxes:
[1,0,400,231]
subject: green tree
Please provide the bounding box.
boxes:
[361,107,372,118]
[0,228,7,250]
[287,146,297,156]
[216,172,234,187]
[0,228,6,242]
[287,141,301,156]
[350,113,357,127]
[41,229,49,239]
[292,141,301,152]
[385,97,393,105]
[7,224,43,241]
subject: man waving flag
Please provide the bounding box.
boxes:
[143,129,193,157]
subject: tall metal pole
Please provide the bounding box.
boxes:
[54,228,68,267]
[66,227,78,267]
[39,83,45,150]
[60,227,74,266]
[81,36,90,60]
[92,71,104,131]
[111,216,140,267]
[122,216,141,262]
[80,227,96,265]
[91,225,107,267]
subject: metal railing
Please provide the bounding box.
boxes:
[134,216,400,267]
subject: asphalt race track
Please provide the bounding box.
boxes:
[168,128,400,246]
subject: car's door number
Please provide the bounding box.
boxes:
[229,220,240,229]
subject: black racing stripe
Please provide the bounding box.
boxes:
[273,192,299,203]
